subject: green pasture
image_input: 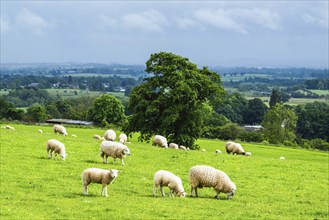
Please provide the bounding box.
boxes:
[0,124,328,219]
[310,90,329,95]
[46,89,102,98]
[64,73,140,80]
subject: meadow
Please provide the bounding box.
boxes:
[0,124,328,219]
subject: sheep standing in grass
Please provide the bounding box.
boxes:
[189,165,236,199]
[46,139,67,160]
[104,129,116,141]
[118,133,128,144]
[53,124,68,136]
[100,141,131,165]
[153,170,186,197]
[169,143,179,149]
[82,168,119,197]
[225,141,247,155]
[152,135,168,148]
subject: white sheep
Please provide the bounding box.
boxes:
[169,143,179,149]
[215,150,222,154]
[46,139,67,160]
[118,133,128,144]
[153,170,186,197]
[100,141,131,165]
[152,135,168,148]
[280,156,285,160]
[38,129,43,133]
[82,168,119,197]
[93,134,102,140]
[245,152,252,156]
[189,165,236,200]
[225,141,248,155]
[53,124,68,136]
[2,125,15,130]
[104,129,116,141]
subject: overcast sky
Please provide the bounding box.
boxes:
[1,1,328,68]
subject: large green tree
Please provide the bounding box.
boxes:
[262,104,297,144]
[87,94,126,127]
[124,52,224,148]
[243,98,268,124]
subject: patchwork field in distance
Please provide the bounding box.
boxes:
[0,124,328,219]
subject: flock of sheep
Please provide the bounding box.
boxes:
[39,124,255,200]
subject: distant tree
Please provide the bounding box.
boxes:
[25,105,49,122]
[0,97,24,120]
[262,104,297,144]
[269,88,281,108]
[124,52,224,148]
[217,123,242,140]
[68,75,73,85]
[295,102,329,141]
[243,98,268,124]
[87,94,126,126]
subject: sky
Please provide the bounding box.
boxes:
[1,1,328,68]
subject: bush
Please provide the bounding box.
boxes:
[216,123,242,140]
[283,140,298,148]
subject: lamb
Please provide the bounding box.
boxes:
[100,141,131,165]
[225,141,247,155]
[118,133,128,144]
[189,165,236,200]
[152,135,168,148]
[169,143,179,149]
[245,152,252,156]
[53,124,68,136]
[38,129,43,133]
[153,170,186,197]
[179,145,187,150]
[93,134,102,140]
[46,139,67,160]
[215,150,222,154]
[82,168,119,197]
[2,125,15,130]
[104,129,116,141]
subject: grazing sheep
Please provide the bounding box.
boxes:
[46,139,67,160]
[153,170,186,197]
[118,133,128,144]
[189,165,236,200]
[53,124,68,136]
[82,168,119,197]
[93,134,102,140]
[169,143,179,149]
[100,141,131,165]
[280,156,285,160]
[152,135,168,148]
[2,125,15,130]
[104,129,116,141]
[179,145,187,150]
[225,141,247,155]
[38,129,43,133]
[215,150,222,154]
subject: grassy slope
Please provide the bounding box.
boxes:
[0,124,328,219]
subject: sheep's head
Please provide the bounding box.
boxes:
[109,169,120,179]
[178,191,187,197]
[227,182,236,199]
[123,148,131,156]
[60,153,67,161]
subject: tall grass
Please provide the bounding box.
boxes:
[0,124,328,219]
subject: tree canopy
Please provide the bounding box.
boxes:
[124,52,224,148]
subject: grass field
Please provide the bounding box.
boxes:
[0,124,328,219]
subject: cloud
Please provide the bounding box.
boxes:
[194,8,282,34]
[1,16,11,33]
[15,8,49,35]
[176,18,198,30]
[303,10,328,29]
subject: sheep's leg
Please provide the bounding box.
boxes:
[105,155,108,164]
[195,187,198,197]
[153,185,157,196]
[47,150,51,159]
[190,187,194,197]
[121,159,125,166]
[160,186,165,197]
[83,184,88,195]
[215,192,220,200]
[102,185,108,197]
[113,158,116,164]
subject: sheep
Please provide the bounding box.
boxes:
[280,156,285,160]
[152,135,168,148]
[38,129,43,133]
[169,143,179,149]
[82,168,119,197]
[2,125,15,130]
[245,152,252,156]
[104,129,116,141]
[100,141,131,165]
[93,134,102,140]
[215,150,222,154]
[72,134,77,137]
[189,165,236,200]
[53,124,68,136]
[225,141,247,155]
[153,170,186,197]
[118,133,128,144]
[46,139,67,160]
